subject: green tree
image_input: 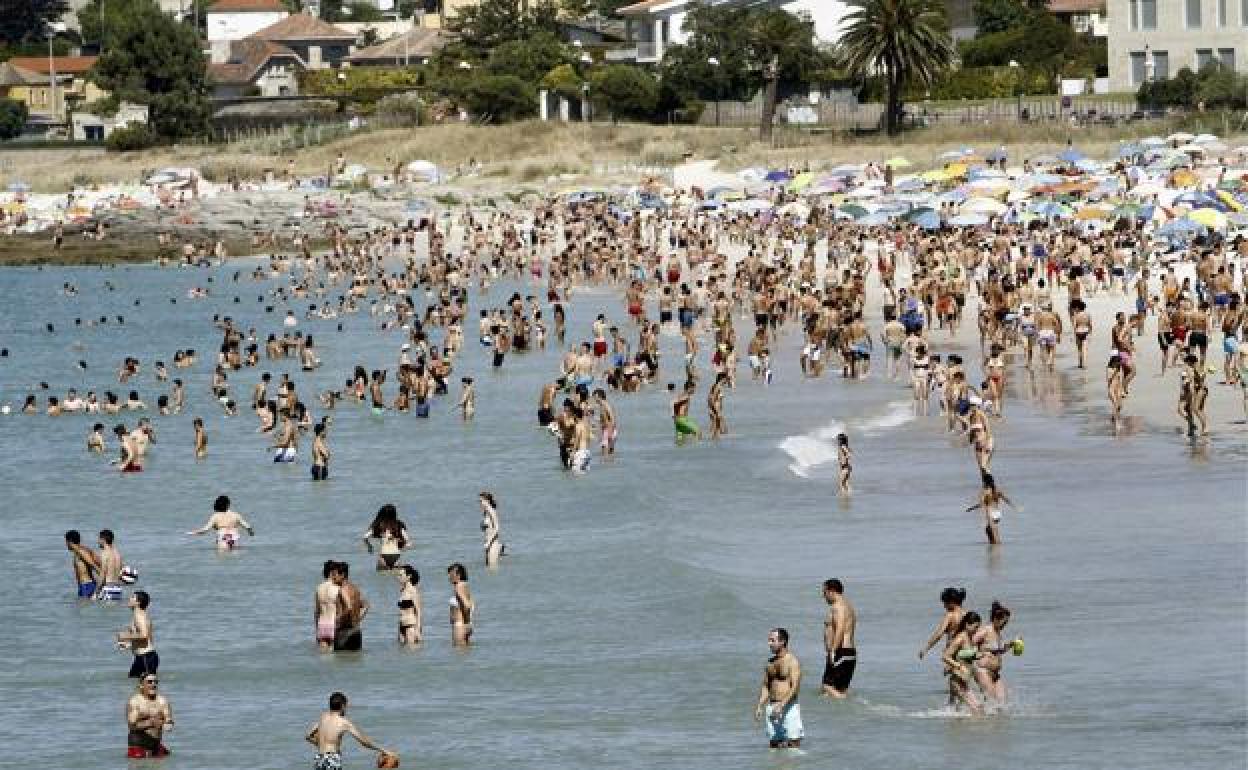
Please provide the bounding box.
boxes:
[540,63,584,99]
[0,0,69,45]
[589,64,657,122]
[91,0,209,140]
[485,31,570,85]
[0,97,29,140]
[839,0,955,135]
[459,73,536,122]
[971,0,1029,37]
[450,0,561,54]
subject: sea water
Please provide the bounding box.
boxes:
[0,253,1244,769]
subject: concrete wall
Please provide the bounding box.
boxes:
[1108,0,1248,92]
[207,10,288,42]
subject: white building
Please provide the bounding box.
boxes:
[206,0,289,45]
[607,0,850,64]
[1107,0,1248,91]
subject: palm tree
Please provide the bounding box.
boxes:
[838,0,955,135]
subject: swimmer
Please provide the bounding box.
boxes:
[479,492,504,567]
[972,600,1019,704]
[670,382,700,444]
[593,388,618,456]
[305,692,393,770]
[65,529,100,599]
[753,628,802,748]
[707,373,727,440]
[96,528,125,601]
[187,495,254,551]
[362,505,408,571]
[448,562,474,646]
[396,566,422,646]
[820,579,857,698]
[126,675,173,759]
[942,611,984,715]
[87,423,106,453]
[965,473,1021,545]
[314,561,342,652]
[836,433,852,496]
[456,376,475,420]
[311,422,330,481]
[116,590,159,678]
[193,417,207,459]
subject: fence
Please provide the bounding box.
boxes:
[694,96,1149,130]
[192,113,418,152]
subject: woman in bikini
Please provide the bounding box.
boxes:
[919,587,967,706]
[480,492,504,568]
[966,472,1020,545]
[836,433,852,496]
[362,505,408,571]
[942,611,985,715]
[972,601,1018,704]
[448,562,474,646]
[396,565,422,646]
[187,495,254,551]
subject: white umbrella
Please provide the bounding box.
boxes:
[963,198,1007,215]
[1166,132,1195,143]
[1140,137,1167,148]
[1193,133,1220,144]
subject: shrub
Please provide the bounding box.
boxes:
[589,65,659,123]
[105,123,158,152]
[0,97,28,140]
[375,91,426,124]
[459,74,536,123]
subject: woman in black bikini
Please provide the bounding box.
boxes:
[362,505,408,571]
[396,565,422,646]
[480,492,504,568]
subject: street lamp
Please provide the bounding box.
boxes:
[708,56,720,126]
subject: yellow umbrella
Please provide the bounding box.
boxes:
[1188,208,1227,229]
[1215,190,1243,212]
[921,169,951,182]
[945,162,968,177]
[1075,206,1109,220]
[1170,170,1198,187]
[788,172,815,192]
[885,156,912,169]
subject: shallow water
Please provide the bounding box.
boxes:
[0,254,1245,769]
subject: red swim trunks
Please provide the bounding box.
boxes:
[593,340,608,357]
[127,745,170,759]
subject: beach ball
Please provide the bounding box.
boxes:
[120,566,138,585]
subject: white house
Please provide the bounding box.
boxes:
[207,0,289,46]
[608,0,850,63]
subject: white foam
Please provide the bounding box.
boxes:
[860,401,915,434]
[779,401,914,478]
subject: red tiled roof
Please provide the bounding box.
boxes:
[208,0,287,12]
[207,38,302,84]
[1047,0,1104,12]
[253,13,354,40]
[6,56,97,75]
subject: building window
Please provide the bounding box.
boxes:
[1129,0,1139,28]
[1195,49,1213,70]
[1154,51,1169,79]
[1243,0,1248,25]
[1218,48,1236,70]
[1140,0,1156,28]
[1130,52,1146,86]
[1218,0,1227,25]
[1185,0,1201,27]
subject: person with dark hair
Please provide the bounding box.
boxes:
[305,692,393,770]
[65,529,100,598]
[972,601,1020,704]
[335,562,368,652]
[919,587,967,661]
[311,421,330,481]
[187,495,254,551]
[479,492,504,568]
[117,590,159,678]
[754,627,802,748]
[966,472,1021,545]
[943,611,984,715]
[448,562,474,646]
[126,674,173,759]
[821,578,857,699]
[397,566,422,646]
[97,529,125,601]
[362,505,407,571]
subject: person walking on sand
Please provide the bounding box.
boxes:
[821,579,857,699]
[305,692,395,770]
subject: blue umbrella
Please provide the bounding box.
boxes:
[912,210,942,230]
[986,148,1007,162]
[764,170,791,182]
[1058,149,1085,163]
[1117,143,1142,158]
[1158,218,1205,236]
[857,212,891,226]
[1029,201,1069,218]
[7,181,30,193]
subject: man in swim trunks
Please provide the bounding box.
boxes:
[754,628,802,748]
[117,590,159,678]
[305,692,393,770]
[821,578,857,699]
[97,529,125,601]
[126,674,173,759]
[335,562,368,652]
[65,529,100,598]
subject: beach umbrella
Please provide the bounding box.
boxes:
[1215,191,1243,211]
[948,213,989,227]
[764,170,791,182]
[910,210,941,230]
[827,164,861,177]
[945,162,969,177]
[885,156,912,169]
[1074,205,1109,220]
[985,148,1007,163]
[1176,143,1206,155]
[1140,136,1167,148]
[1170,169,1200,187]
[1166,132,1195,143]
[938,149,969,161]
[1187,208,1227,229]
[857,211,891,226]
[963,197,1006,215]
[1165,155,1194,169]
[846,186,880,199]
[1117,143,1143,158]
[894,177,926,192]
[921,169,952,183]
[731,199,772,212]
[788,172,815,192]
[1229,212,1248,226]
[837,203,869,219]
[1158,218,1205,236]
[7,181,31,192]
[1193,133,1220,144]
[1058,149,1085,163]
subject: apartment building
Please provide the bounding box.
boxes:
[1108,0,1247,91]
